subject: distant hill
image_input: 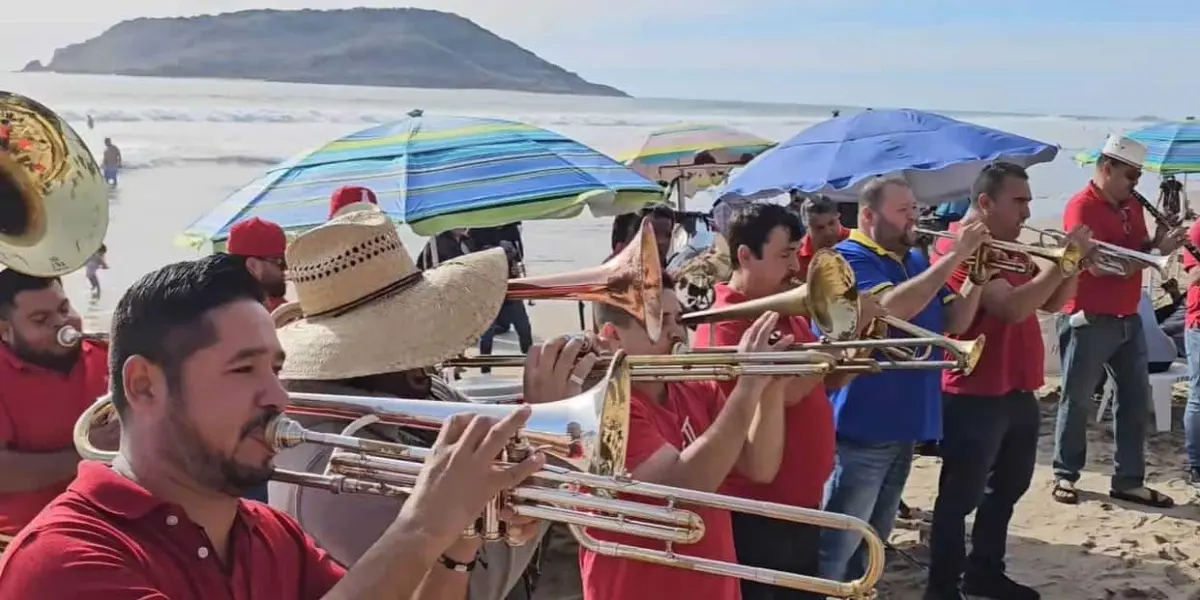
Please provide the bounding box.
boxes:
[23,8,628,97]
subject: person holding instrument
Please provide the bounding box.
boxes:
[0,254,546,600]
[266,204,572,600]
[582,276,796,600]
[820,177,988,583]
[925,163,1091,600]
[691,203,868,600]
[0,269,118,550]
[1051,136,1185,508]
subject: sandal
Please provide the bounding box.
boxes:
[1109,487,1175,508]
[1052,479,1079,504]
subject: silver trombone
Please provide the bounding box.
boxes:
[1022,226,1170,276]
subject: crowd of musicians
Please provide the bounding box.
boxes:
[0,132,1195,600]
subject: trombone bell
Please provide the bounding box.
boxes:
[507,218,663,341]
[0,92,108,277]
[680,248,860,340]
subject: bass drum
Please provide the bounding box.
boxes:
[666,212,731,318]
[0,91,108,276]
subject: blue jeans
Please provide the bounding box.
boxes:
[1185,328,1200,469]
[1054,313,1150,491]
[819,438,914,582]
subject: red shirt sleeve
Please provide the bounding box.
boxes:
[0,529,171,599]
[1185,222,1200,272]
[1063,196,1087,233]
[297,530,347,599]
[625,399,669,471]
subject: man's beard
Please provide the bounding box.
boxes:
[162,400,278,497]
[263,278,287,299]
[8,330,80,374]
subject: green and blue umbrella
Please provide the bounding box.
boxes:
[1073,121,1200,174]
[178,112,665,249]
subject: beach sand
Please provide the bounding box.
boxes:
[75,169,1200,599]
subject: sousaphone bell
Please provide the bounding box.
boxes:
[0,91,108,276]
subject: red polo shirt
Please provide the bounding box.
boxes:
[933,227,1044,396]
[266,296,287,313]
[1183,221,1200,329]
[796,226,851,281]
[1062,183,1149,316]
[692,283,835,509]
[0,339,109,536]
[0,461,345,599]
[580,382,740,600]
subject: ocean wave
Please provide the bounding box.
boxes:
[120,154,285,170]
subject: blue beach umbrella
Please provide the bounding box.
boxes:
[1073,121,1200,174]
[717,109,1059,206]
[177,112,665,249]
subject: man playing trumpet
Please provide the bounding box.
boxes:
[821,177,988,583]
[926,162,1090,600]
[0,253,549,599]
[0,269,117,549]
[267,204,579,600]
[583,276,797,600]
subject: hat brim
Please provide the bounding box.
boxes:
[277,248,509,380]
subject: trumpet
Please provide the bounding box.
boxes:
[0,92,109,277]
[1023,225,1170,276]
[74,351,885,599]
[915,227,1084,278]
[681,248,860,340]
[56,325,109,347]
[507,218,663,341]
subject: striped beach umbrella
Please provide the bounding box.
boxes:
[623,123,775,182]
[1073,121,1200,174]
[178,111,665,248]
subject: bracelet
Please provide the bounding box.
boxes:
[437,552,479,573]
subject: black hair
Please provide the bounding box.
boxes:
[726,203,802,268]
[971,162,1029,207]
[594,273,674,329]
[0,271,59,319]
[609,205,676,252]
[109,254,265,417]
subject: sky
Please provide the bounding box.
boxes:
[3,0,1198,117]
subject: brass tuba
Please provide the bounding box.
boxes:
[0,92,108,276]
[74,351,885,599]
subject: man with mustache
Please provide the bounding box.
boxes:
[795,195,850,281]
[0,270,118,550]
[582,276,795,600]
[0,254,544,599]
[267,204,569,600]
[820,177,988,583]
[1051,136,1187,508]
[226,217,289,312]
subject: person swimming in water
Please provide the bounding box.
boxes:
[102,138,121,187]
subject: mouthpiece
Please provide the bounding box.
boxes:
[56,326,83,347]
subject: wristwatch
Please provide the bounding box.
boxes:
[437,551,481,573]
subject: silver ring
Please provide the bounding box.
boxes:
[569,374,586,386]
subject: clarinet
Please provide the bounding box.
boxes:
[1132,190,1200,264]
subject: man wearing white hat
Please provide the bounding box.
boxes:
[267,203,595,600]
[1051,135,1188,507]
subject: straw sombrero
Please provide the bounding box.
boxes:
[276,206,508,380]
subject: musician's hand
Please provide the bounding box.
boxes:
[951,221,991,257]
[398,409,544,555]
[523,334,602,404]
[737,311,794,388]
[499,506,543,547]
[1158,226,1189,254]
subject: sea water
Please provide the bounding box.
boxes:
[0,72,1181,332]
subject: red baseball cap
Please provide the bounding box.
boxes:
[329,186,378,219]
[226,217,287,258]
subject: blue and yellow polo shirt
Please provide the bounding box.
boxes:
[828,229,956,444]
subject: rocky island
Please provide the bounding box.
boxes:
[23,8,628,97]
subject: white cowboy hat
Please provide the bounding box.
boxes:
[1101,135,1148,170]
[275,207,508,380]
